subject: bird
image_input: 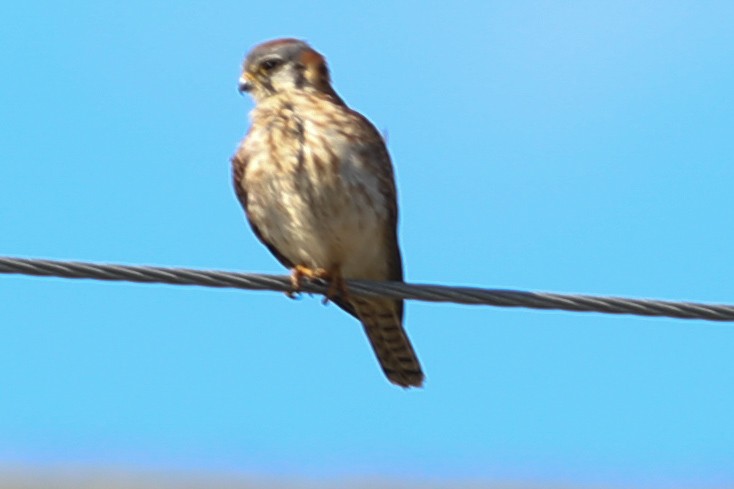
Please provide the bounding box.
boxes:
[231,38,424,388]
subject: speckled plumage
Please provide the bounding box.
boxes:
[232,39,423,387]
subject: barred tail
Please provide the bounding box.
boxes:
[352,297,424,388]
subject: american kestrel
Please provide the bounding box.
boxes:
[232,38,423,388]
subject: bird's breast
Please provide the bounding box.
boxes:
[243,104,389,277]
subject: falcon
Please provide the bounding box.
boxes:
[232,38,424,388]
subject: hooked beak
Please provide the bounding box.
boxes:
[238,74,253,94]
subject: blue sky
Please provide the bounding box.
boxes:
[1,1,733,487]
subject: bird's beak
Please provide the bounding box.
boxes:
[238,74,253,94]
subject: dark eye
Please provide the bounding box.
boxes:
[260,58,282,72]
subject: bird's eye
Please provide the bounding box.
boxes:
[260,58,282,72]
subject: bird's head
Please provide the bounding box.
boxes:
[238,38,336,103]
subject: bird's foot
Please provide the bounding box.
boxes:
[287,265,349,304]
[287,265,328,299]
[322,268,349,305]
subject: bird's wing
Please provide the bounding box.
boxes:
[341,114,423,386]
[231,149,294,270]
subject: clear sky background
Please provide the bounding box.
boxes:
[1,1,733,487]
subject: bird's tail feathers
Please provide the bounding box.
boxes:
[352,297,424,388]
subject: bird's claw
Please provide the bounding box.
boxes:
[288,265,348,304]
[288,265,327,299]
[321,269,349,305]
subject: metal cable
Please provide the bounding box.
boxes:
[1,255,733,321]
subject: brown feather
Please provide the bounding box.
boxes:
[231,150,294,270]
[232,148,359,319]
[351,297,423,388]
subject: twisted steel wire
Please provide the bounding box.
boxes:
[1,256,733,321]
